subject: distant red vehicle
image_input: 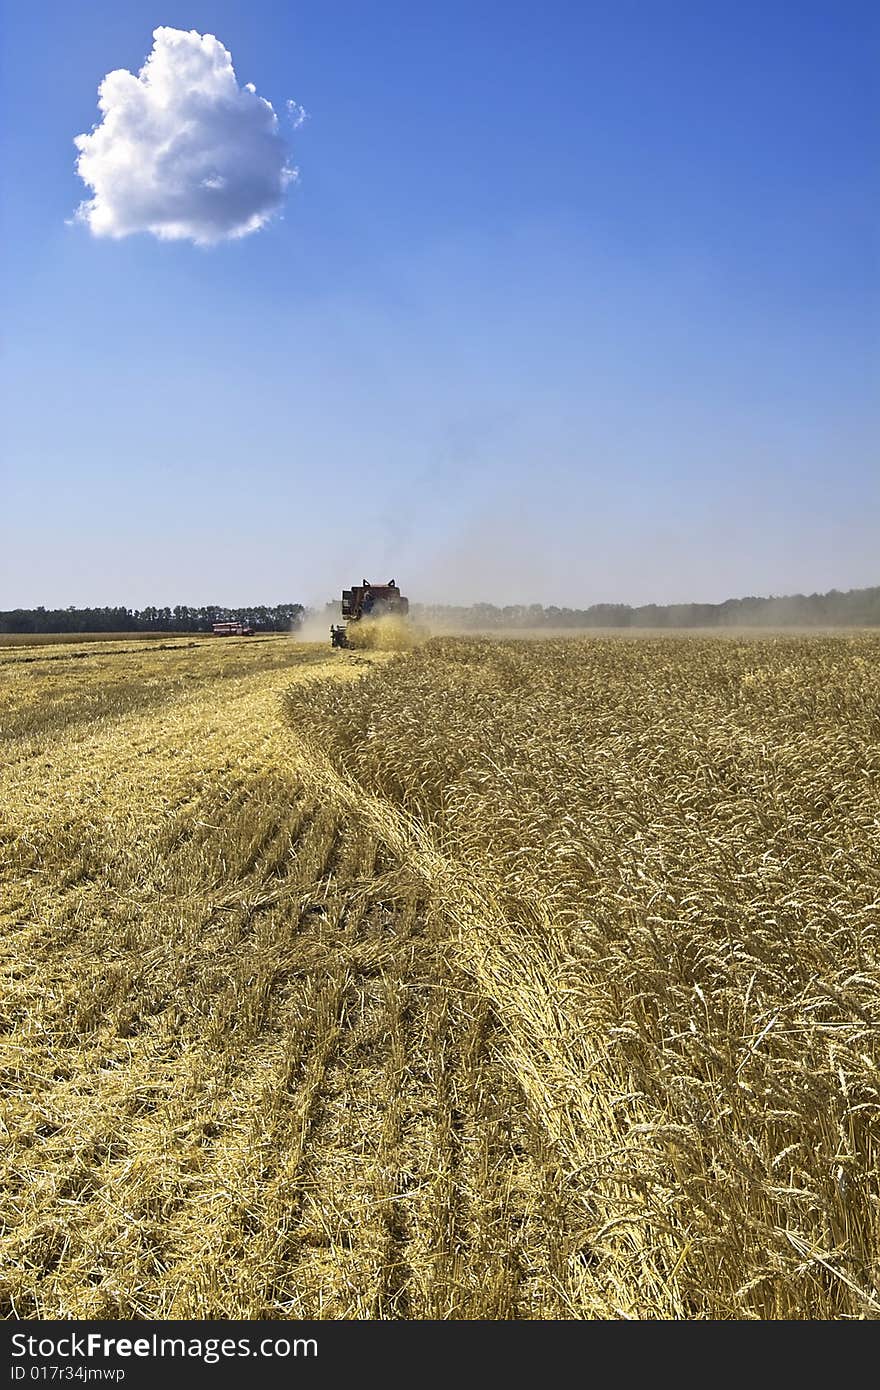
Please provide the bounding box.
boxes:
[212,621,254,636]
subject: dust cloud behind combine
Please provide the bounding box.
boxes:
[291,608,337,644]
[292,609,429,651]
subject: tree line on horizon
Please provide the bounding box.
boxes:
[1,586,877,635]
[410,585,880,629]
[0,603,306,634]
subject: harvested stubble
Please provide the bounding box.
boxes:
[0,632,203,648]
[1,636,574,1319]
[282,633,880,1319]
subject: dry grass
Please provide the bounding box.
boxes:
[0,631,205,648]
[3,631,878,1319]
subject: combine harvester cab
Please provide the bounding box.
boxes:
[331,579,409,648]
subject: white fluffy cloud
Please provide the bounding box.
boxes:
[73,27,297,245]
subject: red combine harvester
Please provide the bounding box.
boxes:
[212,621,254,636]
[330,579,409,648]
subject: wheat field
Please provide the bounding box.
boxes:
[2,631,878,1319]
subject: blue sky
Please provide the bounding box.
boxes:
[2,1,877,609]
